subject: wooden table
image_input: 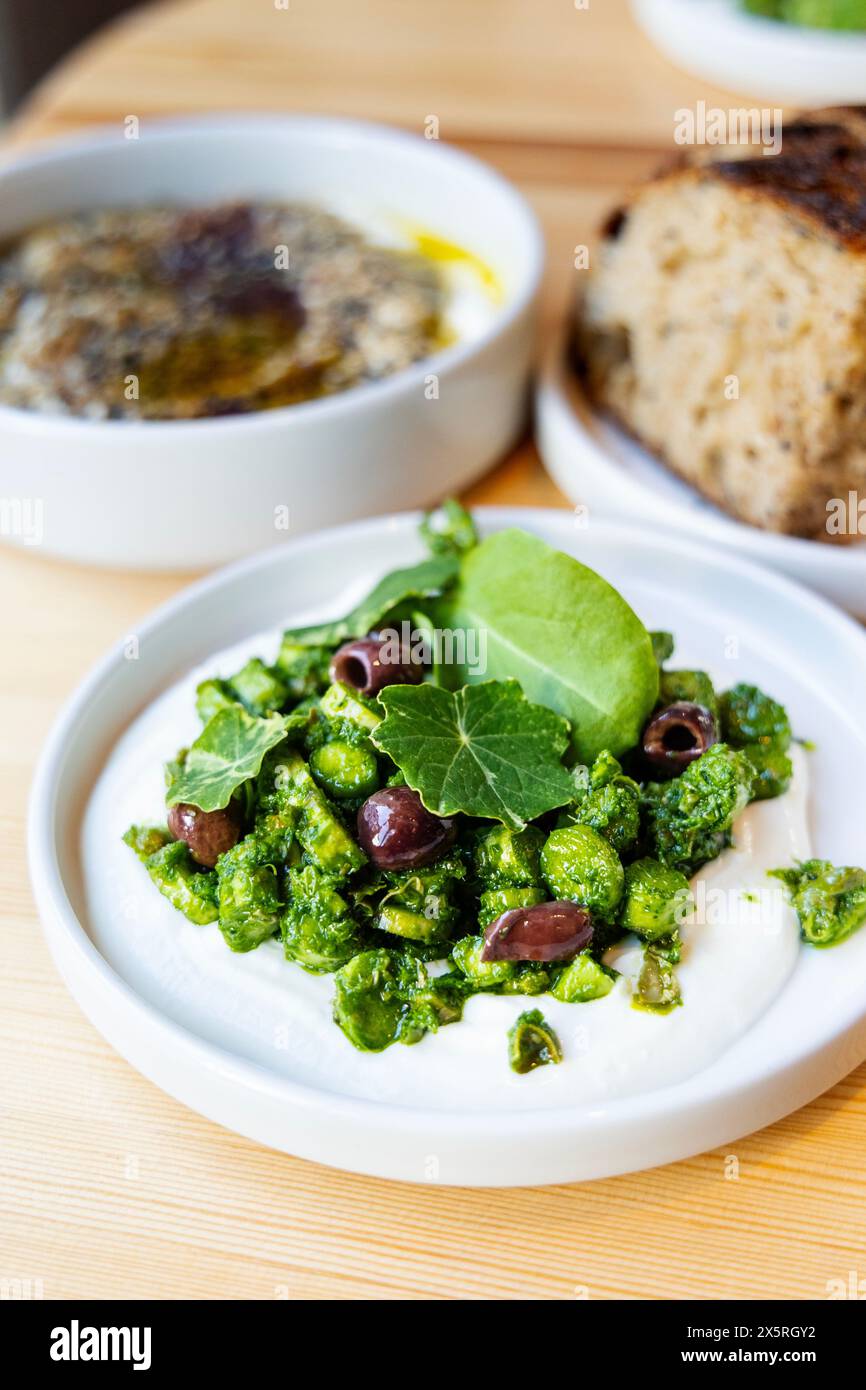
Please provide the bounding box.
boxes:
[4,0,864,1302]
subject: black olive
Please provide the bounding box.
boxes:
[167,800,243,868]
[356,786,456,870]
[481,900,593,963]
[642,701,717,777]
[330,635,423,698]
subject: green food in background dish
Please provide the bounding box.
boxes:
[123,501,865,1070]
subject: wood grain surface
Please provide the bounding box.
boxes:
[2,0,863,1302]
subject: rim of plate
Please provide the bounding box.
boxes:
[0,114,544,440]
[27,508,866,1146]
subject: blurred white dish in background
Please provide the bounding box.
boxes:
[0,117,542,570]
[631,0,866,104]
[536,346,866,620]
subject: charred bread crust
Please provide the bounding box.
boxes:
[647,105,866,255]
[708,117,866,254]
[603,108,866,254]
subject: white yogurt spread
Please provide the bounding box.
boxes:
[81,628,811,1113]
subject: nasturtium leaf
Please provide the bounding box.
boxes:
[282,553,460,648]
[445,529,659,764]
[166,705,287,812]
[372,679,574,830]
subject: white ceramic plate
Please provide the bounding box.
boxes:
[536,348,866,621]
[631,0,866,104]
[29,509,866,1186]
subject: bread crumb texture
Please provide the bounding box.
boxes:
[574,109,866,540]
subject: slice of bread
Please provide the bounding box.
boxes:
[573,109,866,540]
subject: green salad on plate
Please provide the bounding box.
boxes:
[123,504,866,1073]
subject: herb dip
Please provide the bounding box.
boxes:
[0,202,495,420]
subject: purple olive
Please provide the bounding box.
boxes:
[167,800,244,868]
[642,701,718,777]
[330,636,423,698]
[482,901,593,963]
[357,786,456,870]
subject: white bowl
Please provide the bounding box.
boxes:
[631,0,866,104]
[537,345,866,620]
[29,508,866,1185]
[0,117,542,570]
